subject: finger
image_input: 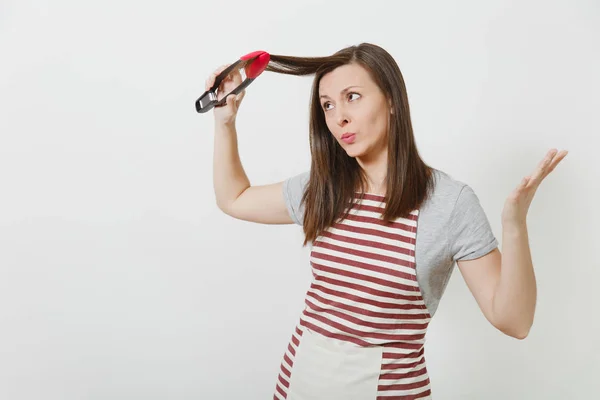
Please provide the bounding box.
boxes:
[537,149,567,180]
[219,69,241,90]
[232,92,243,110]
[530,149,557,186]
[237,90,246,104]
[532,148,569,186]
[516,176,532,193]
[546,150,568,175]
[207,64,228,90]
[229,67,243,84]
[206,64,231,91]
[205,67,220,90]
[224,93,236,108]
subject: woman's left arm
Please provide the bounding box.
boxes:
[457,148,569,339]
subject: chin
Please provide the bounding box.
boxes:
[344,144,366,158]
[345,150,365,159]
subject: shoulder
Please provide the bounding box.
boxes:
[423,168,470,212]
[282,170,310,225]
[427,168,498,261]
[282,170,310,203]
[419,168,490,243]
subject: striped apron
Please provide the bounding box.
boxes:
[273,193,432,400]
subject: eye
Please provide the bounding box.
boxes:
[348,92,360,101]
[322,92,361,111]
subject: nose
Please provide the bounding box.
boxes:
[335,106,350,127]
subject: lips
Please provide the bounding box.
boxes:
[341,132,355,139]
[341,133,356,144]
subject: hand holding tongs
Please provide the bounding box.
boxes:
[195,50,270,113]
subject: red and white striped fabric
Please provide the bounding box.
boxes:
[274,193,433,400]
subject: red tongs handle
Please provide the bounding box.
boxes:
[195,50,270,113]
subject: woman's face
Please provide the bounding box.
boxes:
[318,63,391,160]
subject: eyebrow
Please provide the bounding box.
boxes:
[319,85,362,100]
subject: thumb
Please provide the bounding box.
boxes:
[237,90,246,105]
[226,93,236,109]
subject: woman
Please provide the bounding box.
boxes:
[207,43,567,400]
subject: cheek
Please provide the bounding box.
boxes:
[362,109,388,137]
[325,120,336,136]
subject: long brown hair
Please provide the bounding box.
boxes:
[265,43,435,246]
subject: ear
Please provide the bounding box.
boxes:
[388,97,394,114]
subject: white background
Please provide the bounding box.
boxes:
[1,0,598,399]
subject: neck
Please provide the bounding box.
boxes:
[356,147,388,195]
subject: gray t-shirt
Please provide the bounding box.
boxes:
[282,168,499,317]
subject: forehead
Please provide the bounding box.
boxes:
[318,63,373,95]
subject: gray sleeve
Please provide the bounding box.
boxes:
[282,170,310,225]
[448,184,499,262]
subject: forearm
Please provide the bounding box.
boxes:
[492,222,537,338]
[213,121,251,211]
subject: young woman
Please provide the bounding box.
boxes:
[207,43,567,400]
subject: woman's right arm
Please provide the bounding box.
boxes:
[213,121,293,225]
[207,63,294,225]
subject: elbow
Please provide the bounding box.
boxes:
[216,200,230,215]
[216,196,235,216]
[490,301,535,340]
[495,320,532,340]
[506,327,530,340]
